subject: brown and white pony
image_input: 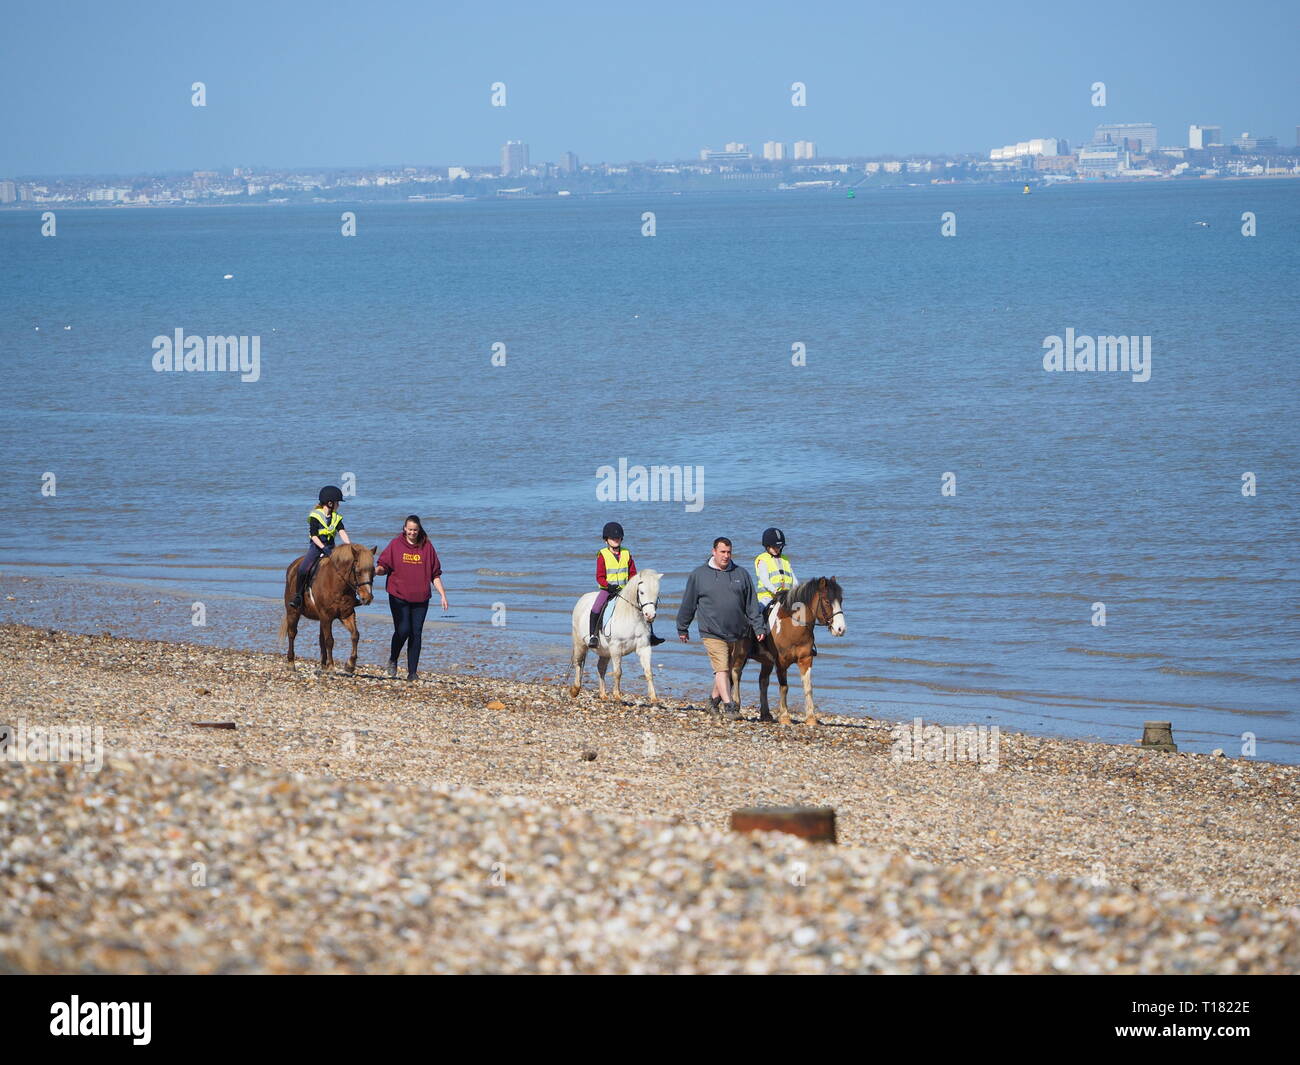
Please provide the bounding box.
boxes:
[279,543,376,673]
[735,577,846,726]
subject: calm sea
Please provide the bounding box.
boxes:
[2,180,1298,760]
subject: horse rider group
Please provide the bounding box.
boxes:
[585,522,798,646]
[288,487,807,706]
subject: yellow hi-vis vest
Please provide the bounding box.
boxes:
[754,551,795,603]
[309,507,344,543]
[599,547,631,587]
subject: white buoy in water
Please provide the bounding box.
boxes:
[223,273,234,279]
[64,325,71,330]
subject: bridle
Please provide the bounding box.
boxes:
[812,589,844,628]
[327,550,373,600]
[614,579,659,621]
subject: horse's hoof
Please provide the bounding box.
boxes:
[344,663,355,675]
[568,686,581,698]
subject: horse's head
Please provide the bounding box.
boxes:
[334,544,376,606]
[631,570,661,624]
[816,576,846,636]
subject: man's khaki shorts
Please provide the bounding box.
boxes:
[702,637,748,674]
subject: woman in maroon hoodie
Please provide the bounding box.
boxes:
[375,515,449,681]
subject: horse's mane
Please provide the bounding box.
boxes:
[330,543,372,568]
[614,569,660,613]
[777,577,843,611]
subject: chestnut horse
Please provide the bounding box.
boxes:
[735,577,846,726]
[278,543,376,673]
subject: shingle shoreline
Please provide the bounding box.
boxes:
[1,624,1297,973]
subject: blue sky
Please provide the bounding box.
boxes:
[2,0,1296,176]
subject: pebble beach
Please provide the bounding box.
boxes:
[1,623,1298,974]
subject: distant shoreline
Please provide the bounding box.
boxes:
[4,171,1298,212]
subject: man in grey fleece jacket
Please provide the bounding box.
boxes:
[676,537,767,718]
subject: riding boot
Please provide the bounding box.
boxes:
[647,623,666,647]
[587,610,601,648]
[290,568,307,609]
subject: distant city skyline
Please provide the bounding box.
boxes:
[7,125,1294,209]
[8,117,1298,185]
[2,1,1296,176]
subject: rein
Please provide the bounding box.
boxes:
[602,580,659,635]
[325,551,372,600]
[619,580,659,613]
[815,595,844,627]
[778,590,843,628]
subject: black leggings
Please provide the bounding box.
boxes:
[298,542,331,579]
[388,594,430,671]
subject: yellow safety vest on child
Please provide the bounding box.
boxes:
[754,552,795,604]
[309,507,344,542]
[599,547,631,586]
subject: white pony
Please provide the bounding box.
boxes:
[569,570,662,702]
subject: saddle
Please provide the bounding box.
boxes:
[598,590,622,624]
[762,594,817,656]
[303,551,331,590]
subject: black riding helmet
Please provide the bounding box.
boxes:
[602,521,625,540]
[762,527,786,549]
[319,485,344,505]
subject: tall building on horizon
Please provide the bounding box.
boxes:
[793,140,816,159]
[700,145,752,162]
[762,141,785,161]
[1234,132,1277,150]
[990,137,1065,161]
[500,140,529,176]
[1078,143,1128,177]
[1189,125,1223,149]
[0,180,16,204]
[561,151,579,173]
[1093,123,1157,153]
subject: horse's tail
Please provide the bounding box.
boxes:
[278,613,289,642]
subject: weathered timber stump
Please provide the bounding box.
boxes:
[1140,721,1177,752]
[730,806,837,844]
